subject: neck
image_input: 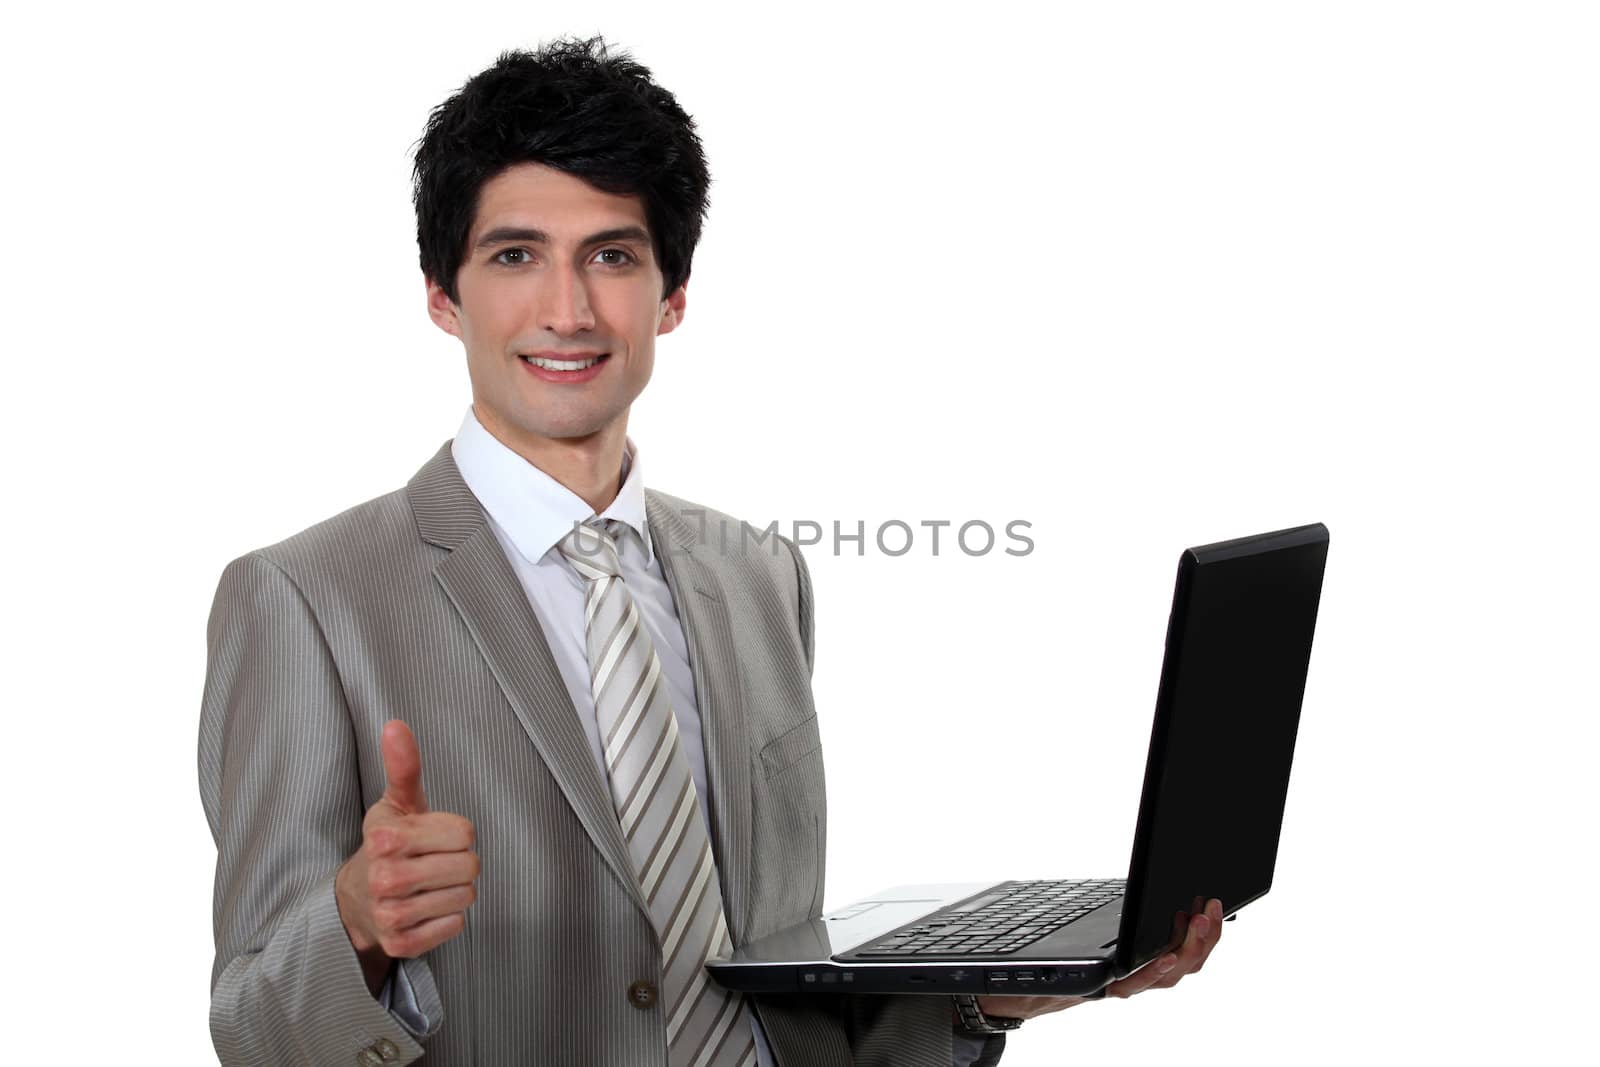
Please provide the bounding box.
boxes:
[473,404,628,514]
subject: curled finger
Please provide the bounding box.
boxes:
[1109,953,1178,998]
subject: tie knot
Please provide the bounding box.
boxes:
[557,519,623,580]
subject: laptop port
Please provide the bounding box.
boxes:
[1040,968,1060,984]
[1014,970,1036,982]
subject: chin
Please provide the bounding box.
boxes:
[523,416,617,442]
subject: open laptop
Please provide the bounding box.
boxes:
[707,522,1329,998]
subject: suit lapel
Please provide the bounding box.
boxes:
[409,442,649,919]
[406,442,754,943]
[647,492,755,945]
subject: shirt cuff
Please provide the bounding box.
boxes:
[376,958,433,1038]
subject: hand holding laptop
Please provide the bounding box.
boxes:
[974,897,1225,1022]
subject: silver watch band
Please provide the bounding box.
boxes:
[952,994,1023,1035]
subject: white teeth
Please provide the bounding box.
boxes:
[523,355,604,370]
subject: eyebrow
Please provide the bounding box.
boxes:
[473,225,653,251]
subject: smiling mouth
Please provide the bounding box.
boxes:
[520,353,610,371]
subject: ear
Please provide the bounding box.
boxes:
[657,280,688,336]
[426,275,462,339]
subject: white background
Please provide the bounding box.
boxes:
[4,1,1596,1063]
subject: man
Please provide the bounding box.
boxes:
[198,36,1222,1067]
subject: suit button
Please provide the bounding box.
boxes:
[375,1038,400,1061]
[356,1050,383,1066]
[628,980,658,1009]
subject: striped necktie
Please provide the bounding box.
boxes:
[557,518,757,1067]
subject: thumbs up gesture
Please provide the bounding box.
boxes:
[336,720,480,995]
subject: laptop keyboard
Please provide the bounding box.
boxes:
[850,879,1125,957]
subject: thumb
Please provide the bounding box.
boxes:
[380,719,429,815]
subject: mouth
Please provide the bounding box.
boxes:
[520,353,609,371]
[518,352,612,383]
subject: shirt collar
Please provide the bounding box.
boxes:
[449,406,654,567]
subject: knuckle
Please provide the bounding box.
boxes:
[368,826,399,856]
[373,899,407,930]
[368,863,403,898]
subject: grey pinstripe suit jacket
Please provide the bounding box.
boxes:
[199,440,999,1066]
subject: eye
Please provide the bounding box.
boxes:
[594,248,635,267]
[493,247,532,266]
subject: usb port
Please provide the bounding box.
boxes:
[988,971,1009,983]
[1014,970,1036,982]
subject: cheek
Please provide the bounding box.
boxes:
[460,295,518,350]
[600,286,667,338]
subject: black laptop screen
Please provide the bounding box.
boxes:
[1116,524,1329,977]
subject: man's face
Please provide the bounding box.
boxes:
[427,162,686,455]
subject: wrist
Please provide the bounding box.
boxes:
[335,858,393,996]
[974,996,1015,1016]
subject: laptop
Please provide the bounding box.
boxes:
[707,522,1329,998]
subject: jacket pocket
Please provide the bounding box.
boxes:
[759,715,822,781]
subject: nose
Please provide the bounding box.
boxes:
[537,262,596,336]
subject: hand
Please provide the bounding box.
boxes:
[335,720,480,996]
[974,898,1225,1023]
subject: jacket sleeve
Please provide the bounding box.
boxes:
[775,539,1008,1066]
[197,551,444,1065]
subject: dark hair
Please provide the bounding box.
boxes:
[412,35,711,305]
